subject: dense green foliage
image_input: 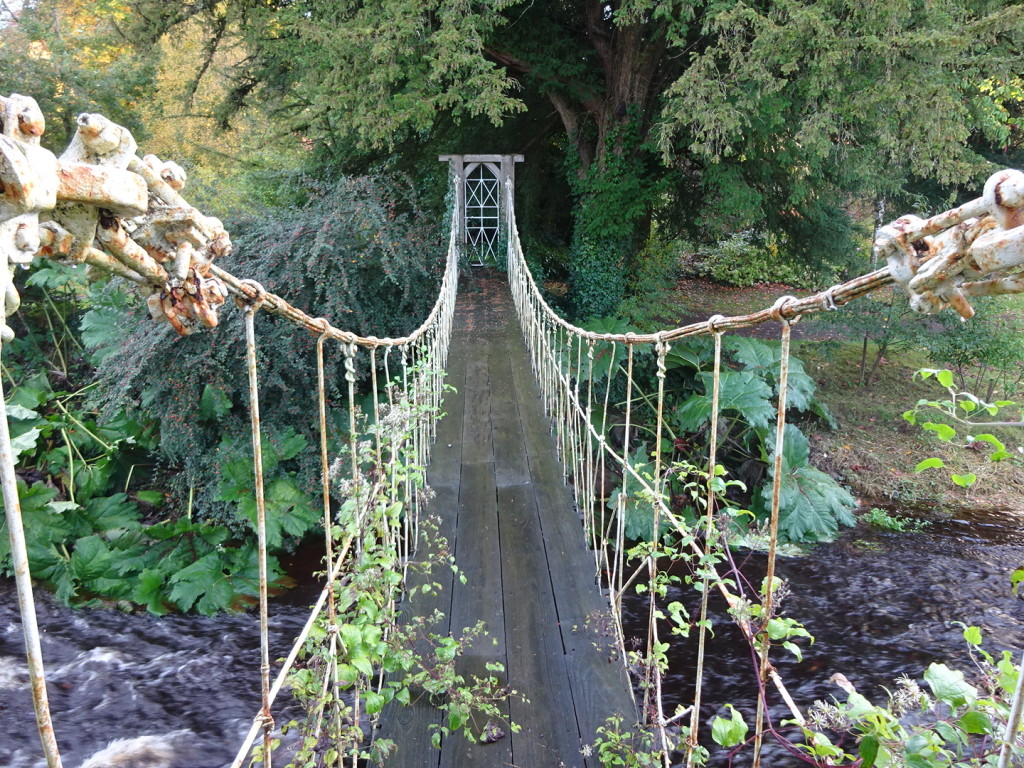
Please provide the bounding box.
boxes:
[798,627,1024,766]
[1,175,445,612]
[0,0,155,150]
[684,231,826,289]
[0,262,269,612]
[90,174,445,535]
[122,0,1023,318]
[816,291,1024,392]
[588,325,855,544]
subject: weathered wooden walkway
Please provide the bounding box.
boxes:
[383,271,636,767]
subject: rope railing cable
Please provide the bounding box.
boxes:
[505,169,1022,754]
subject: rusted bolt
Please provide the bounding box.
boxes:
[985,169,1024,230]
[14,222,39,253]
[17,109,45,138]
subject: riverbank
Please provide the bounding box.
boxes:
[646,277,1024,514]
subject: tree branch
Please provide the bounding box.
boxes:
[186,12,229,110]
[549,90,594,173]
[0,0,20,24]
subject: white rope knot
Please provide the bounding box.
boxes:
[654,334,670,378]
[343,342,358,383]
[820,287,839,311]
[257,711,276,731]
[707,314,726,335]
[770,295,799,326]
[312,317,331,339]
[236,279,267,313]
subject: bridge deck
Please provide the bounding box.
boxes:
[382,271,636,767]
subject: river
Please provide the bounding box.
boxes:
[2,506,1022,767]
[619,505,1024,765]
[0,582,313,768]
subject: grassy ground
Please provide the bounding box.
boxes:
[646,278,1024,513]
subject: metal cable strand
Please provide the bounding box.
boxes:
[600,343,616,592]
[584,341,598,566]
[314,321,337,624]
[651,337,671,760]
[0,371,63,768]
[240,281,274,768]
[618,345,636,660]
[314,318,342,752]
[752,297,797,768]
[688,316,725,767]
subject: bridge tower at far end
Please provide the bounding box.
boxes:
[440,154,523,266]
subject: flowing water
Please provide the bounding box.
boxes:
[620,506,1024,765]
[2,507,1022,767]
[0,582,314,768]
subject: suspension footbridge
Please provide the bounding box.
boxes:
[3,95,1024,767]
[380,272,635,767]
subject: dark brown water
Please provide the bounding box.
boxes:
[2,507,1022,767]
[620,507,1024,766]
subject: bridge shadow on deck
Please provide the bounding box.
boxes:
[382,271,636,767]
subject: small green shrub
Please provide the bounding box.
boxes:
[594,330,855,544]
[918,296,1024,398]
[689,231,823,288]
[862,507,930,532]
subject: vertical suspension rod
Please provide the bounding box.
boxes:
[242,287,274,767]
[0,376,63,768]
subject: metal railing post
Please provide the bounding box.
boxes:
[0,379,63,768]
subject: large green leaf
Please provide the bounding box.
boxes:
[674,369,775,433]
[663,339,714,373]
[69,534,114,581]
[607,445,667,542]
[82,494,143,535]
[726,336,819,413]
[70,534,133,598]
[924,663,978,707]
[168,552,239,613]
[199,384,233,421]
[232,475,321,550]
[80,305,129,364]
[711,704,749,747]
[10,427,42,459]
[132,568,170,615]
[273,427,307,461]
[762,425,856,542]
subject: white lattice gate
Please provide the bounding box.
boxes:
[440,154,523,266]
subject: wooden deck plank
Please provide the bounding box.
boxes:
[439,461,512,767]
[497,483,586,768]
[528,452,637,754]
[489,346,532,488]
[461,361,493,464]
